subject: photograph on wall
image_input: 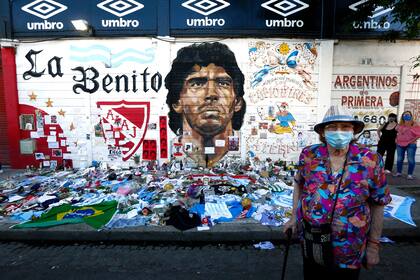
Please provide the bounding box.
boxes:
[34,152,45,160]
[173,142,183,157]
[228,136,240,151]
[50,160,57,170]
[184,143,193,152]
[94,123,104,137]
[19,114,35,130]
[52,149,63,157]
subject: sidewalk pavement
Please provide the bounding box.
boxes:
[0,166,419,243]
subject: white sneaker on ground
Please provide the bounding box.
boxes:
[393,172,402,177]
[407,175,415,180]
[384,170,392,174]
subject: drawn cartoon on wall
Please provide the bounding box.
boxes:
[165,42,246,167]
[244,40,320,161]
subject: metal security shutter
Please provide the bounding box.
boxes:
[0,51,10,166]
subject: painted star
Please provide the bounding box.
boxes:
[70,122,75,131]
[29,92,37,101]
[58,109,66,117]
[46,98,53,107]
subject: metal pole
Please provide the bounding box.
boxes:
[281,228,292,280]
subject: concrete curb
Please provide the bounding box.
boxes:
[0,222,291,242]
[0,218,418,243]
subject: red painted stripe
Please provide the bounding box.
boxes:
[1,47,20,168]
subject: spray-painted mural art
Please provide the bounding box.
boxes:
[245,41,320,161]
[15,39,321,168]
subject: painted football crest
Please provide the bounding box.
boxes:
[97,100,150,161]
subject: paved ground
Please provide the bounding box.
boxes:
[0,241,418,280]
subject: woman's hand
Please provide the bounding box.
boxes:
[283,216,297,235]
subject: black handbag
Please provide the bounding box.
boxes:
[301,157,348,266]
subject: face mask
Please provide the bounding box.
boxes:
[325,131,353,149]
[403,115,412,121]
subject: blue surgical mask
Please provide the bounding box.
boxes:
[325,131,353,149]
[403,115,412,121]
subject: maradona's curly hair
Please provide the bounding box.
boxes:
[165,42,246,134]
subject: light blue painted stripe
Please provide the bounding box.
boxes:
[69,55,109,64]
[112,48,155,59]
[111,56,155,67]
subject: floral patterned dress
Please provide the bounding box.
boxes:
[296,143,392,269]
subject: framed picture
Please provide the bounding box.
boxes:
[19,114,35,130]
[184,143,193,152]
[52,149,63,157]
[20,139,36,154]
[34,152,45,160]
[50,160,57,170]
[228,136,240,151]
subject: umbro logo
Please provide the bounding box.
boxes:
[261,0,309,17]
[349,0,393,19]
[182,0,230,16]
[97,0,144,17]
[21,0,67,20]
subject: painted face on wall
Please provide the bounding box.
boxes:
[173,63,242,136]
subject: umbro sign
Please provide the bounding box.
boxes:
[181,0,230,27]
[261,0,309,17]
[182,0,230,16]
[97,0,144,28]
[21,0,67,30]
[348,0,393,30]
[261,0,310,28]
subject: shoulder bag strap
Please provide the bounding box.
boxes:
[329,154,349,224]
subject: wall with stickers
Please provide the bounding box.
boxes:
[12,38,330,169]
[332,40,420,160]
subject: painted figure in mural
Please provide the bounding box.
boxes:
[165,42,246,167]
[297,131,306,148]
[376,113,397,174]
[271,102,296,134]
[394,111,420,179]
[251,50,279,87]
[283,105,391,279]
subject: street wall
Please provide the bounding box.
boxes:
[13,38,331,168]
[8,38,420,168]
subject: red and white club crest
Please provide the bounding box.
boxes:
[97,100,150,161]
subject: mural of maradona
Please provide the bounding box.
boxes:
[165,42,246,167]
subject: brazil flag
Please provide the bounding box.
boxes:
[13,200,118,229]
